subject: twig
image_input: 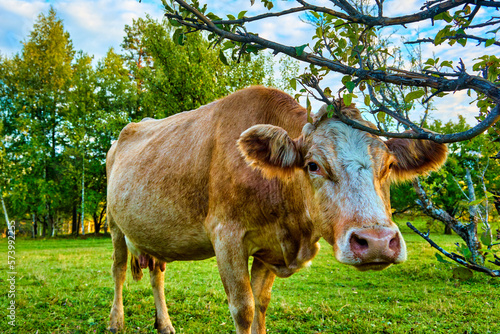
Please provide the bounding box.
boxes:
[407,222,500,277]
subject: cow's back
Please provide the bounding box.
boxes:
[107,87,307,262]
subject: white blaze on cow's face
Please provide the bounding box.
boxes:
[301,119,405,271]
[237,109,447,272]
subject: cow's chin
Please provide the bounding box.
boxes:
[353,262,393,272]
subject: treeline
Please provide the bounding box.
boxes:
[0,9,297,236]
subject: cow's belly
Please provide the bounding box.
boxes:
[116,213,215,262]
[108,181,214,262]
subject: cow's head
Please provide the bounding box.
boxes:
[238,104,447,271]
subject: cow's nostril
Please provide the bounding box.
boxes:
[389,236,399,250]
[351,234,369,249]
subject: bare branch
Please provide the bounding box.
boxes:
[407,222,500,277]
[406,34,500,47]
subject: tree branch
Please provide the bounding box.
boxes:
[166,0,500,143]
[405,34,500,47]
[407,222,500,277]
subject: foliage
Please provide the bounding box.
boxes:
[0,9,297,234]
[165,0,500,143]
[2,225,500,333]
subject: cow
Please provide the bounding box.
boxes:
[106,86,447,334]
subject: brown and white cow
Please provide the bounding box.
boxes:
[106,86,447,334]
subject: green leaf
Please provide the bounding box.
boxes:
[218,50,229,66]
[469,198,484,206]
[169,19,181,27]
[481,231,492,247]
[457,38,467,47]
[323,87,332,97]
[364,94,370,106]
[452,267,473,281]
[343,93,352,107]
[442,11,453,23]
[290,78,297,91]
[172,29,185,46]
[435,253,451,264]
[338,38,347,50]
[377,112,386,123]
[440,60,453,69]
[295,44,308,56]
[238,11,247,19]
[226,14,236,20]
[341,75,351,85]
[485,38,496,47]
[345,81,355,93]
[404,90,425,103]
[306,97,313,123]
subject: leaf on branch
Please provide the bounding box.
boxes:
[404,90,425,103]
[295,44,308,57]
[481,231,492,247]
[435,253,451,264]
[250,0,255,5]
[345,81,355,93]
[306,97,313,123]
[238,11,247,19]
[452,267,473,280]
[343,93,353,107]
[377,112,386,123]
[290,78,297,91]
[364,94,370,106]
[469,197,484,206]
[172,29,185,46]
[323,87,332,98]
[219,50,229,66]
[485,38,496,47]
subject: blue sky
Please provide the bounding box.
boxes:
[0,0,492,124]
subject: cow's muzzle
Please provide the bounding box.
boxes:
[349,227,405,271]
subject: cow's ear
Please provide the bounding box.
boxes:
[385,136,448,182]
[238,124,302,179]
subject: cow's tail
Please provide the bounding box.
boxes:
[130,254,144,282]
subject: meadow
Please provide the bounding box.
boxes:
[1,217,499,334]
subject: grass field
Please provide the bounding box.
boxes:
[1,217,499,334]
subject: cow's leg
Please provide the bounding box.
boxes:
[109,218,128,332]
[250,258,276,334]
[149,259,175,334]
[213,236,254,334]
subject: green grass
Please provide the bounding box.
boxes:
[1,217,499,334]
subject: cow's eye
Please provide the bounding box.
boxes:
[308,162,319,173]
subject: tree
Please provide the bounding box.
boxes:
[165,0,499,143]
[121,16,296,120]
[0,8,75,236]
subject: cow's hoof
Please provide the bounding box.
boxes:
[158,326,176,334]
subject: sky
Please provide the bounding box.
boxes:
[0,0,493,124]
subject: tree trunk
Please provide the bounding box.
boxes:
[41,219,46,237]
[72,205,78,235]
[444,224,452,235]
[32,213,37,238]
[76,213,80,237]
[81,155,85,235]
[1,193,13,237]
